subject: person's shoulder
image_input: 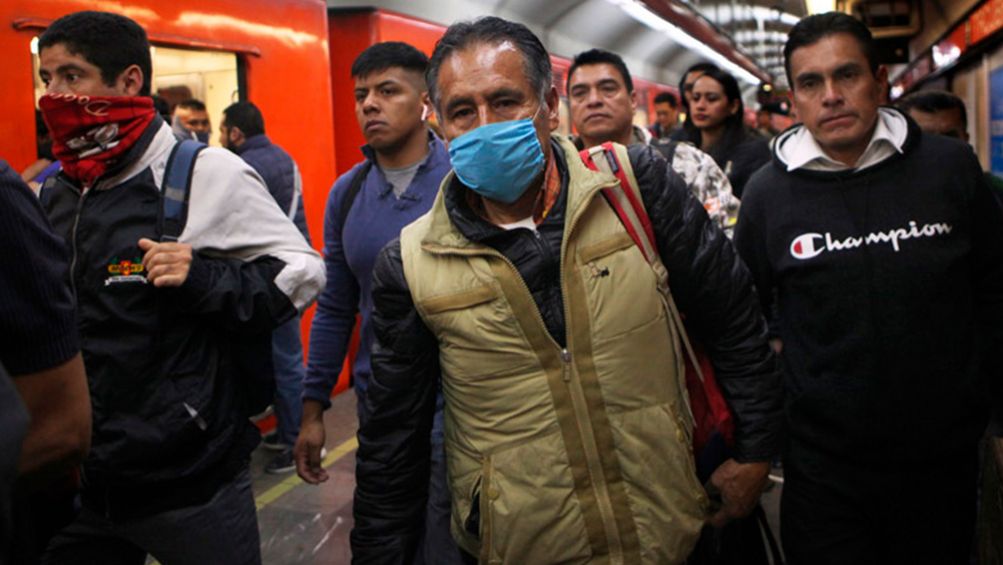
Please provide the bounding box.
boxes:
[0,160,20,188]
[195,146,256,177]
[325,158,375,207]
[0,160,39,210]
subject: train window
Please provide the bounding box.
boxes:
[30,38,240,147]
[152,46,239,146]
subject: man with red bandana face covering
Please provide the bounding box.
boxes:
[35,11,324,564]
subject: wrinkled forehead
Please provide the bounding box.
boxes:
[437,40,533,96]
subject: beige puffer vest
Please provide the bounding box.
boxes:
[400,137,707,564]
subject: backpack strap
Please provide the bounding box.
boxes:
[338,160,373,237]
[160,139,206,242]
[579,142,706,386]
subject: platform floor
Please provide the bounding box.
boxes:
[251,390,359,565]
[240,389,783,564]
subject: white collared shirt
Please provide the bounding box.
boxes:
[777,107,908,172]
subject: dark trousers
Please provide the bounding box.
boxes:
[781,442,978,565]
[41,467,260,565]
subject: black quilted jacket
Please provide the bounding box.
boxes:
[351,141,783,563]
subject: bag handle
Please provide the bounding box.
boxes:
[580,143,707,385]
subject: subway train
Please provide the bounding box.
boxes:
[3,0,1003,563]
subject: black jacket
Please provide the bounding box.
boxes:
[351,141,782,562]
[735,110,1003,462]
[41,119,310,519]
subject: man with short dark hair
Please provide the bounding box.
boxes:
[294,41,460,564]
[35,11,324,563]
[735,12,1003,564]
[896,89,968,141]
[567,48,739,236]
[651,91,679,140]
[755,108,778,139]
[352,16,782,563]
[896,89,1003,200]
[221,100,312,475]
[173,98,211,143]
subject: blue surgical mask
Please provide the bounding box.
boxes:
[448,110,546,204]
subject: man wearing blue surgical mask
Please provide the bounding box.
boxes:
[352,16,783,563]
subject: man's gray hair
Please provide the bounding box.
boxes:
[426,16,552,111]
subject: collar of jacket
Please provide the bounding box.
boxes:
[358,131,450,200]
[422,135,620,252]
[768,106,922,181]
[235,134,271,154]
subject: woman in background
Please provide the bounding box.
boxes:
[689,67,770,198]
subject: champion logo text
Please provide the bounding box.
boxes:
[789,221,953,260]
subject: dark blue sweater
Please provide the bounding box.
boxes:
[303,135,450,409]
[236,134,310,243]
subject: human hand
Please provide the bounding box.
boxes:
[707,459,770,527]
[138,238,193,287]
[295,406,329,484]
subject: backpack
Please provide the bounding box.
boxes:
[338,160,373,236]
[160,139,276,417]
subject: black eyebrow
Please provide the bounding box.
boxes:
[794,71,823,85]
[374,79,402,90]
[484,87,525,103]
[443,95,475,116]
[56,63,87,75]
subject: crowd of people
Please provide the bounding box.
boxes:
[1,7,1001,565]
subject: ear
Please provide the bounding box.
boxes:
[629,90,638,114]
[420,91,431,122]
[117,64,144,97]
[229,126,244,145]
[545,85,561,132]
[730,99,741,115]
[876,65,890,104]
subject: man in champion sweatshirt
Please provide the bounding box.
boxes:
[735,12,1003,565]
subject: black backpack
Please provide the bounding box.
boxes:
[338,160,372,236]
[160,139,276,416]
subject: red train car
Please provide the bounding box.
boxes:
[0,0,347,406]
[1,0,337,247]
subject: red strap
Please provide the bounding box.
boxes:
[598,143,657,253]
[580,144,657,263]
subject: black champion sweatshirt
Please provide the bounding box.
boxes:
[735,110,1003,463]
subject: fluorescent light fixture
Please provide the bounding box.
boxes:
[806,0,837,15]
[605,0,762,85]
[709,6,800,27]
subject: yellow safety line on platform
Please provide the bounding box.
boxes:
[255,436,359,510]
[148,436,358,565]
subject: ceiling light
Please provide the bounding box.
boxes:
[805,0,837,15]
[605,0,763,85]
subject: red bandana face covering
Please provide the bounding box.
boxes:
[39,93,156,188]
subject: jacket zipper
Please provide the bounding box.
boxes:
[559,191,624,563]
[427,178,626,560]
[68,187,88,300]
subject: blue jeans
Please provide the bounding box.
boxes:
[271,316,305,446]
